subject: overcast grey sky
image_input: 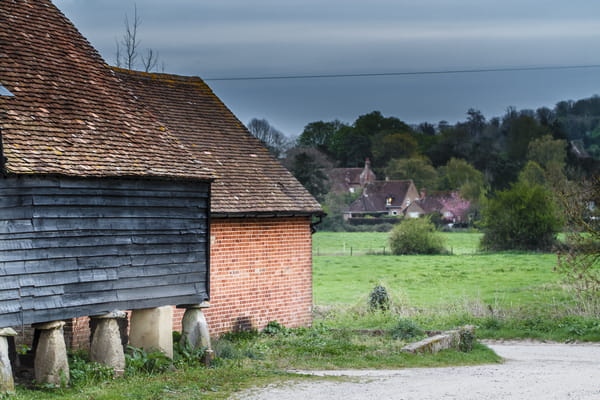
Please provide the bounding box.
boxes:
[53,0,600,136]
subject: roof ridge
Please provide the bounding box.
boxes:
[112,67,205,84]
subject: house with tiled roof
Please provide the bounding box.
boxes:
[114,69,323,334]
[345,180,420,220]
[0,0,214,342]
[328,159,376,193]
[414,191,471,224]
[0,0,322,352]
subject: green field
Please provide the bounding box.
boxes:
[313,232,483,255]
[313,253,563,310]
[313,232,563,310]
[312,232,600,341]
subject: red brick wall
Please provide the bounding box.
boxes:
[204,217,313,334]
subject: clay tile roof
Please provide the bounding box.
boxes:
[348,180,414,212]
[327,168,363,192]
[113,69,323,216]
[0,0,214,181]
[416,196,444,214]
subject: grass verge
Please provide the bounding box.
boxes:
[12,318,500,400]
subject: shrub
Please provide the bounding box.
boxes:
[389,218,447,255]
[458,328,476,352]
[68,351,114,386]
[368,285,391,311]
[389,318,424,340]
[125,346,172,375]
[262,321,289,336]
[480,182,562,251]
[555,177,600,313]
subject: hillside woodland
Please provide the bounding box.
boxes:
[248,95,600,233]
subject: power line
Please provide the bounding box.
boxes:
[205,64,600,82]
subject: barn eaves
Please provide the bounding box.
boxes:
[0,127,5,170]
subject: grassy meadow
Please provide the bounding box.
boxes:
[312,231,600,341]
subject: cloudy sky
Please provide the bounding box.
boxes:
[53,0,600,136]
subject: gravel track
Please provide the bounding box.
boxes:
[234,341,600,399]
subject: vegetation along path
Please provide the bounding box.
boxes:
[235,341,600,400]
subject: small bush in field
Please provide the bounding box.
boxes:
[390,318,424,340]
[368,284,391,311]
[389,218,447,255]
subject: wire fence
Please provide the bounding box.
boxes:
[314,246,390,256]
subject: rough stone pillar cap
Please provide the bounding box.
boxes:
[177,301,210,309]
[0,327,17,337]
[91,311,127,319]
[32,321,65,330]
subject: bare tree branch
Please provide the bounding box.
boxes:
[142,48,159,73]
[122,4,141,70]
[114,4,163,72]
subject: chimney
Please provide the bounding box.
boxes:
[359,158,376,187]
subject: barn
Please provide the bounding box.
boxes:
[0,0,215,382]
[1,0,323,356]
[113,69,324,336]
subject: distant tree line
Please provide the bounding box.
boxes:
[247,96,599,247]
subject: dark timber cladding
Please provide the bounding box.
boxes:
[0,175,210,328]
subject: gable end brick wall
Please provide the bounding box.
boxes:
[203,217,313,334]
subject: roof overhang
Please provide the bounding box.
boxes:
[211,210,325,219]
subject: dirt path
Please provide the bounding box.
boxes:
[234,341,600,399]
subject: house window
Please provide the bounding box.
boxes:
[386,196,394,206]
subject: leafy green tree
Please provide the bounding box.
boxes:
[480,182,563,251]
[329,125,372,167]
[438,158,486,202]
[371,132,418,167]
[389,218,447,255]
[417,122,436,136]
[318,191,359,231]
[527,135,567,171]
[385,157,438,190]
[425,125,471,167]
[503,113,549,162]
[466,108,486,138]
[518,161,546,187]
[354,111,411,136]
[297,120,345,153]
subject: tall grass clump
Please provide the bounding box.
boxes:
[389,218,447,255]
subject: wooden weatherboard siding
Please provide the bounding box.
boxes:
[0,176,210,328]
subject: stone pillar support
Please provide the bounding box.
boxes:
[129,306,173,359]
[32,321,69,386]
[0,328,17,394]
[178,302,213,365]
[90,311,127,376]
